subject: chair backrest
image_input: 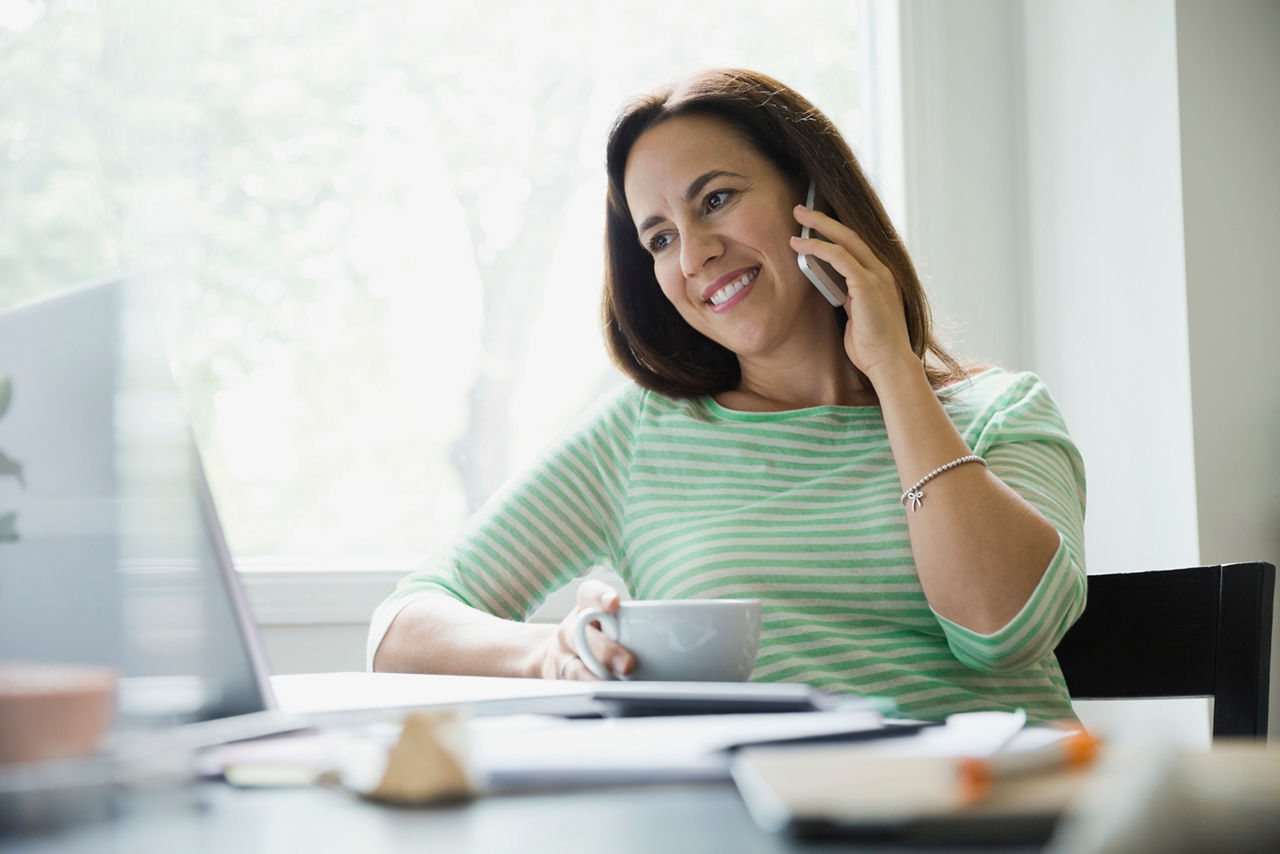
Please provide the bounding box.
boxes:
[1055,561,1275,739]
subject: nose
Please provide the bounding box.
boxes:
[679,225,723,278]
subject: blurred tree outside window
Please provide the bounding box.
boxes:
[0,0,883,565]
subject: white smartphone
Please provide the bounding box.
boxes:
[796,180,847,307]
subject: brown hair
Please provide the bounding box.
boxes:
[602,68,966,398]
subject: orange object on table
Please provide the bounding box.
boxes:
[0,662,118,764]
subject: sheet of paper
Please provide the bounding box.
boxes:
[271,673,856,720]
[856,713,1067,758]
[271,672,594,716]
[465,709,891,790]
[830,709,1064,759]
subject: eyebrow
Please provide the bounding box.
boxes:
[636,169,746,235]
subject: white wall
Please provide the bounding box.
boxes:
[1021,0,1201,575]
[1174,0,1280,735]
[1176,0,1280,569]
[897,0,1027,370]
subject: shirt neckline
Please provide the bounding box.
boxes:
[697,367,998,422]
[699,396,882,422]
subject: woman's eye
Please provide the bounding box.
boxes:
[704,190,731,212]
[647,232,673,253]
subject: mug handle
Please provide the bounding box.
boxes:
[572,608,618,680]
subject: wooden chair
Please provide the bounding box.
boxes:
[1055,561,1275,738]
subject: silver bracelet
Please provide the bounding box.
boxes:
[900,454,986,512]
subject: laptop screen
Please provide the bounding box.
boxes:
[0,279,272,724]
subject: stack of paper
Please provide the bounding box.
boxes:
[467,708,900,790]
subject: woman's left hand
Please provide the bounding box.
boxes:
[790,205,915,383]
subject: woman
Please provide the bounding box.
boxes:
[369,69,1086,724]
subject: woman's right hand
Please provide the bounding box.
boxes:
[538,580,635,680]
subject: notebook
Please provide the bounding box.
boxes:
[731,716,1087,844]
[0,279,866,744]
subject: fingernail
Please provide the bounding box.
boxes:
[604,590,619,607]
[611,655,630,675]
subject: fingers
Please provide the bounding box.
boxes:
[791,203,905,315]
[555,581,635,678]
[583,623,635,677]
[557,654,599,681]
[791,233,862,294]
[557,632,637,680]
[575,578,622,612]
[555,618,635,679]
[791,204,915,378]
[791,204,884,274]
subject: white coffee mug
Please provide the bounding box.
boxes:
[572,598,762,681]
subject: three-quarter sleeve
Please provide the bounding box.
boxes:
[932,373,1088,673]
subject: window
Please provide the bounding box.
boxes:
[1,1,886,569]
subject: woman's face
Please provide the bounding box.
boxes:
[623,114,828,360]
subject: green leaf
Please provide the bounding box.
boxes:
[0,512,16,542]
[0,451,23,488]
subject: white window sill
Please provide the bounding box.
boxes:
[235,555,415,627]
[235,556,629,628]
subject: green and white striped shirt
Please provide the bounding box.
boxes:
[370,368,1087,723]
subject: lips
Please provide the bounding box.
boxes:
[703,267,759,307]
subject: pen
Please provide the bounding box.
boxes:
[957,729,1100,801]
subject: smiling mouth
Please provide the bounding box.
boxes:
[706,268,759,306]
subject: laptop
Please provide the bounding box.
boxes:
[0,279,849,745]
[0,278,275,727]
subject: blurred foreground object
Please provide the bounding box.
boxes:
[0,662,118,764]
[1048,741,1280,854]
[329,712,472,805]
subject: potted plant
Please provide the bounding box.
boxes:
[0,376,21,542]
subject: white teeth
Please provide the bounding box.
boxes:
[708,269,758,306]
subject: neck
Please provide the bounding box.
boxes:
[729,369,875,411]
[722,334,877,412]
